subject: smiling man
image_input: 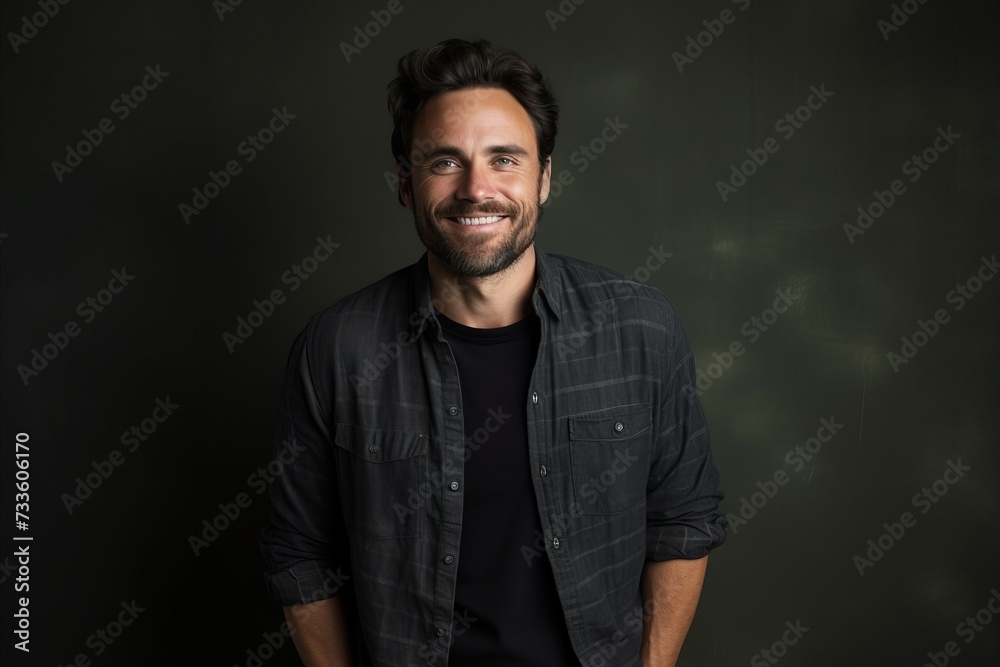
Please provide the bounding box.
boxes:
[406,85,546,283]
[260,38,727,667]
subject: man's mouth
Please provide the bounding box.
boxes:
[445,215,508,226]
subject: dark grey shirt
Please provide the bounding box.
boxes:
[259,243,728,667]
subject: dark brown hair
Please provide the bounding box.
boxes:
[387,38,558,193]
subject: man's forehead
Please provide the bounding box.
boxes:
[426,86,516,110]
[418,88,532,130]
[412,89,534,151]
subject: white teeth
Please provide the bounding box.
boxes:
[455,215,504,225]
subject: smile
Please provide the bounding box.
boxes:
[447,215,508,226]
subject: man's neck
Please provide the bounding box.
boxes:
[427,245,537,329]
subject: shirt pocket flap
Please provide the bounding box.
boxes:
[334,423,428,463]
[568,404,652,441]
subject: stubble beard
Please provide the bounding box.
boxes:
[410,177,544,278]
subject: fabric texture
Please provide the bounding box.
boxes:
[259,243,728,666]
[435,307,578,665]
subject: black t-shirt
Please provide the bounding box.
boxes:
[436,307,578,666]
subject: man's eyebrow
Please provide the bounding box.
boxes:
[486,144,530,156]
[418,144,530,162]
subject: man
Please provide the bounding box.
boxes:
[259,38,727,667]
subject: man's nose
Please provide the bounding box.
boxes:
[454,160,497,202]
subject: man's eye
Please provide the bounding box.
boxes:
[432,159,459,171]
[495,157,515,166]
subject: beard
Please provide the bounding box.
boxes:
[410,176,544,278]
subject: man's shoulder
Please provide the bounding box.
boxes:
[300,261,415,341]
[542,249,682,324]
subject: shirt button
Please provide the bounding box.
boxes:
[449,481,459,491]
[613,420,624,433]
[449,406,459,415]
[540,466,547,477]
[436,628,446,637]
[552,537,561,549]
[368,444,378,453]
[444,555,454,564]
[531,391,538,404]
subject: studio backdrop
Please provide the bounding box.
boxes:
[2,0,998,665]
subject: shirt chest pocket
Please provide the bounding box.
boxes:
[333,423,428,539]
[568,404,651,515]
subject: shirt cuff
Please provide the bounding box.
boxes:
[646,512,728,560]
[263,560,351,606]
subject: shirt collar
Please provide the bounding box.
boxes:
[407,242,562,340]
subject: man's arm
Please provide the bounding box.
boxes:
[639,556,709,667]
[260,324,355,664]
[283,597,355,667]
[641,300,727,664]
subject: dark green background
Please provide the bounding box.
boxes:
[2,0,998,664]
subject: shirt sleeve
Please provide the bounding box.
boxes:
[259,321,352,605]
[645,305,728,560]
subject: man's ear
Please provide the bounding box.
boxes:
[398,164,414,208]
[538,156,553,205]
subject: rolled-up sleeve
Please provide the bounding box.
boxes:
[645,306,728,560]
[259,322,351,605]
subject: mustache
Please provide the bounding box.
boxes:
[435,203,517,218]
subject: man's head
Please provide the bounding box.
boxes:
[387,39,559,277]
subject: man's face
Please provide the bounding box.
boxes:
[399,87,552,277]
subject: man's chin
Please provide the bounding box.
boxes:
[458,241,536,277]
